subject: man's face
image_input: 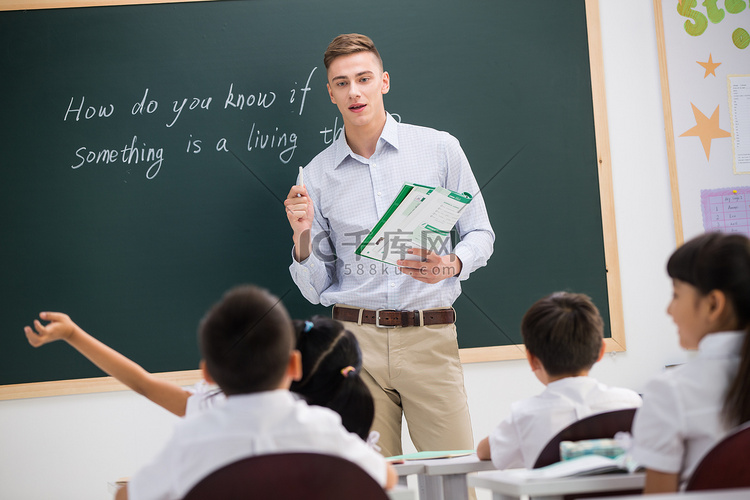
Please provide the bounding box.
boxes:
[326,51,390,130]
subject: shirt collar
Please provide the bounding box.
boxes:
[223,389,296,410]
[333,112,400,169]
[698,331,746,359]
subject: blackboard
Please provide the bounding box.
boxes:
[0,0,621,396]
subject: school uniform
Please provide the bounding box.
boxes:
[184,380,225,415]
[631,331,745,486]
[127,390,388,500]
[488,376,642,469]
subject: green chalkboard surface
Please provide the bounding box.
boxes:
[0,0,611,388]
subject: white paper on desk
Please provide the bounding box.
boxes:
[506,455,629,480]
[356,184,472,266]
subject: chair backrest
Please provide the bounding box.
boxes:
[686,420,750,491]
[533,408,638,469]
[182,452,389,500]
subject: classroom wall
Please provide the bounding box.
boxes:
[0,2,689,499]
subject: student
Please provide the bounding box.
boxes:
[291,316,375,442]
[284,32,494,458]
[476,292,642,469]
[104,285,394,499]
[631,232,750,493]
[24,309,374,440]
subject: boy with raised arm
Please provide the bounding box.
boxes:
[55,285,397,499]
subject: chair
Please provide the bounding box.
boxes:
[533,408,638,469]
[686,420,750,491]
[182,452,389,500]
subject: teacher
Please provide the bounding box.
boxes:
[284,33,494,457]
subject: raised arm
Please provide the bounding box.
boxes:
[24,312,190,416]
[284,184,314,262]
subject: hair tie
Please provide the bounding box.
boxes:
[304,320,314,333]
[340,366,356,377]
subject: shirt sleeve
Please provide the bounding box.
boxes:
[488,414,525,470]
[185,381,225,416]
[631,374,685,474]
[442,134,495,281]
[288,185,335,303]
[127,437,181,500]
[338,434,389,487]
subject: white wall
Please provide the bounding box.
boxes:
[0,2,689,499]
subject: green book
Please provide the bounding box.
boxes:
[355,183,472,265]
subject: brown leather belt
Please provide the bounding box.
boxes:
[332,306,455,328]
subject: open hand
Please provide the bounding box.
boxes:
[24,312,78,347]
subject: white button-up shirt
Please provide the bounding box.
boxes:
[488,376,642,469]
[632,331,745,485]
[128,390,388,500]
[290,114,495,310]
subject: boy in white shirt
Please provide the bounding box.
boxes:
[477,292,642,469]
[115,284,396,500]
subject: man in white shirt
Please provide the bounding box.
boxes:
[117,285,396,500]
[284,33,494,457]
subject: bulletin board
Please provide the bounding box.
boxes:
[654,0,750,244]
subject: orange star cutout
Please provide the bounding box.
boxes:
[697,54,721,78]
[679,103,731,160]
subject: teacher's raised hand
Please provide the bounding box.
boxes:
[284,185,314,262]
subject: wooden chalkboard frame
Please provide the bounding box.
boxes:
[0,0,622,400]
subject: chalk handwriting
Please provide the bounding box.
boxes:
[71,135,164,179]
[224,83,276,110]
[64,96,115,121]
[167,96,213,128]
[246,122,298,164]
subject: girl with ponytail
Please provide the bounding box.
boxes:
[292,316,375,442]
[632,232,750,493]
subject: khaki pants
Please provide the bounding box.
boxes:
[341,309,474,458]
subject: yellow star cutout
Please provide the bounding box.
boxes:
[697,54,721,78]
[679,103,731,160]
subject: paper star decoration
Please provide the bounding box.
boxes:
[679,103,731,160]
[697,54,721,78]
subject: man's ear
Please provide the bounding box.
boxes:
[381,71,390,94]
[200,360,215,385]
[327,83,336,103]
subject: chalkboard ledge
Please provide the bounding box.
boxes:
[2,337,628,400]
[459,337,626,364]
[0,369,202,401]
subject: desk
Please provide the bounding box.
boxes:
[388,484,417,500]
[469,470,645,500]
[589,487,750,500]
[394,454,497,500]
[394,462,426,486]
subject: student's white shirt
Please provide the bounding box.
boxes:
[488,376,642,470]
[631,331,745,486]
[184,380,225,415]
[127,390,388,500]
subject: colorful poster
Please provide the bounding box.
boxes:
[701,186,750,235]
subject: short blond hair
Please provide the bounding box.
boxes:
[323,33,383,70]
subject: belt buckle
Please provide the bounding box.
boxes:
[375,309,397,328]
